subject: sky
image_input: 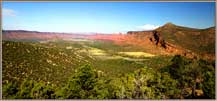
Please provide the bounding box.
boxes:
[2,2,215,33]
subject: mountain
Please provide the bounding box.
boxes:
[2,30,94,42]
[127,22,215,60]
[156,23,215,56]
[2,22,215,60]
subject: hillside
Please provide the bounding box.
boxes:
[3,40,174,86]
[156,23,215,55]
[127,23,215,60]
[2,40,215,99]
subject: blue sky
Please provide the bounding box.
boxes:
[3,2,215,33]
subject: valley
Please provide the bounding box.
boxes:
[2,23,215,99]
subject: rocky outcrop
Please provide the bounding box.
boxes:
[150,31,167,49]
[127,30,199,59]
[127,30,167,49]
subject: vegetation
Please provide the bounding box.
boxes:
[2,40,215,99]
[156,23,215,55]
[161,55,215,99]
[2,40,168,84]
[3,56,215,99]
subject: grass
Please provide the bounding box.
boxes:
[87,47,108,56]
[118,52,155,58]
[86,40,148,53]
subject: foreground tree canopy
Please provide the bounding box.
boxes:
[2,55,215,99]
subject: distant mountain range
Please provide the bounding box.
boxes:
[2,22,215,60]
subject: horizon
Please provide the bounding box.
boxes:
[2,22,216,34]
[3,2,215,33]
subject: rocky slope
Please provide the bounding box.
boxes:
[127,23,215,60]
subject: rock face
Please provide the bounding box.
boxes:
[150,31,166,48]
[127,30,197,59]
[127,30,167,49]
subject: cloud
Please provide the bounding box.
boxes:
[3,8,16,17]
[136,24,159,31]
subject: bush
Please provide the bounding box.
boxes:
[2,81,19,99]
[17,79,35,99]
[2,61,214,99]
[3,79,56,99]
[60,64,110,99]
[30,81,56,99]
[161,55,215,99]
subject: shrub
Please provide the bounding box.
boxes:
[2,81,19,99]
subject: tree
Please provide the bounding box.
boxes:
[202,71,215,99]
[60,64,110,99]
[199,59,215,99]
[2,81,19,99]
[17,79,35,99]
[30,81,56,99]
[163,55,215,99]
